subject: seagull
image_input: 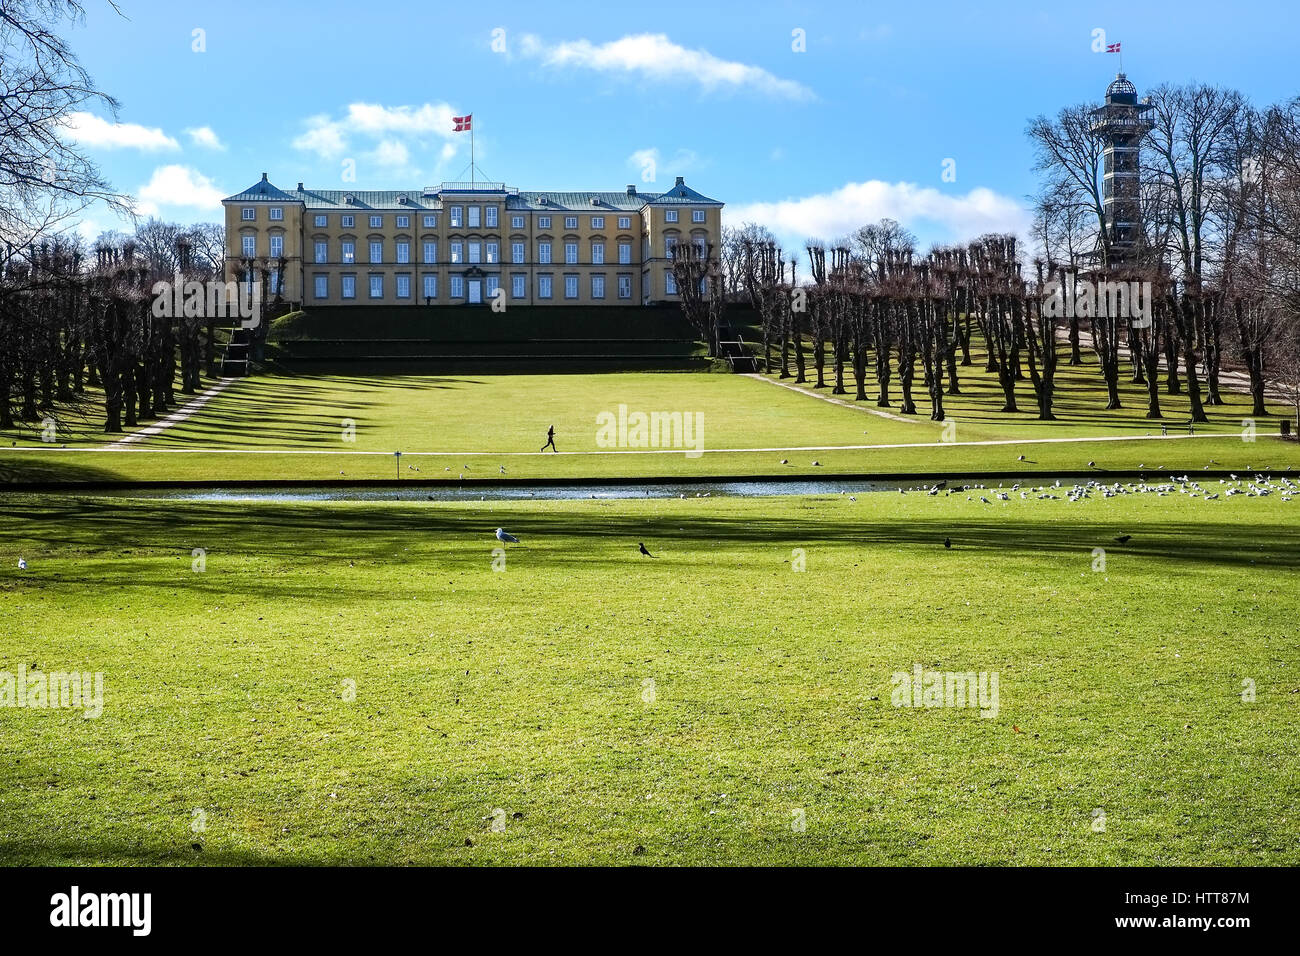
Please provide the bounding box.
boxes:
[500,465,506,474]
[780,459,788,465]
[1088,461,1096,468]
[638,543,655,557]
[17,558,27,570]
[1018,455,1026,461]
[812,460,821,466]
[1114,534,1131,544]
[495,528,520,544]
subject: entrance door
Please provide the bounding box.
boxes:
[468,279,482,304]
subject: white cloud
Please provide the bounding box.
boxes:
[726,180,1031,249]
[519,33,813,101]
[368,139,412,168]
[185,126,226,150]
[293,102,460,161]
[62,112,179,151]
[133,165,225,217]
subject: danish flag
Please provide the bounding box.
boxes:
[1106,42,1121,53]
[453,114,472,132]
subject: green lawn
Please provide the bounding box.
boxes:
[0,488,1297,864]
[3,356,1299,483]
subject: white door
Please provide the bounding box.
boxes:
[468,279,482,304]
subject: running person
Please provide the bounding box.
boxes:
[541,425,557,453]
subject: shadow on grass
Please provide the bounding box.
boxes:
[4,498,1296,592]
[0,457,127,485]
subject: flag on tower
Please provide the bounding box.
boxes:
[1106,42,1121,53]
[453,114,472,132]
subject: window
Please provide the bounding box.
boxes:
[369,215,383,229]
[538,275,553,299]
[486,242,499,264]
[241,207,255,221]
[396,215,409,229]
[396,241,410,264]
[564,216,578,229]
[341,241,355,264]
[511,215,524,229]
[665,236,677,259]
[468,206,481,228]
[665,271,677,295]
[422,274,437,300]
[314,275,328,299]
[269,235,283,258]
[269,271,281,294]
[511,242,524,264]
[591,275,605,299]
[468,241,481,264]
[450,275,464,298]
[565,242,578,264]
[369,274,383,299]
[450,206,463,227]
[342,275,356,299]
[269,207,283,221]
[315,241,327,263]
[564,274,578,299]
[619,242,631,264]
[695,238,707,257]
[485,206,498,227]
[538,241,551,264]
[485,276,499,299]
[315,215,327,227]
[665,209,679,222]
[538,216,551,229]
[423,241,437,264]
[618,216,631,229]
[241,236,256,257]
[423,214,437,228]
[591,216,604,229]
[369,241,383,264]
[692,209,706,223]
[512,274,526,298]
[341,215,354,228]
[451,241,463,263]
[618,275,632,299]
[591,242,604,264]
[396,274,411,299]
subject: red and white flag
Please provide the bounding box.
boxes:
[452,114,472,132]
[1106,42,1121,53]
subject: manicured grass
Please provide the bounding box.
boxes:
[3,357,1298,484]
[0,488,1296,864]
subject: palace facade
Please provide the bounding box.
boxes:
[221,175,723,308]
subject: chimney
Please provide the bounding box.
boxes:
[626,184,636,194]
[297,182,304,191]
[675,176,684,186]
[261,172,268,182]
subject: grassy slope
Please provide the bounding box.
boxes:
[3,353,1300,483]
[0,489,1296,864]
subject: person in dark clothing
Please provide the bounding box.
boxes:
[541,425,557,453]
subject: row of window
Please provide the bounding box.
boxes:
[242,235,703,264]
[311,273,641,301]
[241,207,708,228]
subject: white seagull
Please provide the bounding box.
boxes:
[495,528,520,544]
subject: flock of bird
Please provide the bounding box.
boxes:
[913,472,1300,506]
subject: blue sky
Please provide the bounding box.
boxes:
[64,0,1299,255]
